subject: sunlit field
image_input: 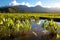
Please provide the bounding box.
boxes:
[0,13,60,40]
[0,13,60,18]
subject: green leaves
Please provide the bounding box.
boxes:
[46,27,50,30]
[0,14,60,39]
[56,34,60,39]
[41,19,59,33]
[57,25,60,29]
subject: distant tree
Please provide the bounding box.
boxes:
[9,8,16,13]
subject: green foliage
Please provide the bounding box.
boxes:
[42,19,60,33]
[0,15,32,37]
[42,19,47,28]
[41,19,60,39]
[0,14,60,39]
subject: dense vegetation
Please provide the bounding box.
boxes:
[0,14,33,40]
[0,13,60,40]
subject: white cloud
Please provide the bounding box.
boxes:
[20,2,31,7]
[43,3,60,8]
[9,0,43,7]
[9,0,31,7]
[52,3,60,8]
[35,1,42,6]
[20,2,25,5]
[9,0,60,8]
[9,0,19,6]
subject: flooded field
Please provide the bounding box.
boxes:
[0,14,60,40]
[0,19,60,40]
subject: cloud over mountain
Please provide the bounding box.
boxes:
[9,0,43,7]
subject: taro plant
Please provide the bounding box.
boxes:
[41,19,60,39]
[24,19,32,32]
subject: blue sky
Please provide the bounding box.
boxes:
[0,0,60,8]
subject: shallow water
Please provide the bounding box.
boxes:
[1,19,60,40]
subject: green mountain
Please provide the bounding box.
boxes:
[0,5,60,13]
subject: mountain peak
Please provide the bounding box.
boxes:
[0,5,60,13]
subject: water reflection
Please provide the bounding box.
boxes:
[31,19,60,35]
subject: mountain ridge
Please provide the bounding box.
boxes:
[0,5,60,13]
